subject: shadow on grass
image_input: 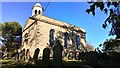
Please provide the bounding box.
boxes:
[1,59,120,68]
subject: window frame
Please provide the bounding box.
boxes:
[64,32,68,48]
[49,29,55,46]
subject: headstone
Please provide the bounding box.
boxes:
[78,51,86,62]
[33,48,40,64]
[53,39,63,68]
[11,50,19,60]
[42,48,50,65]
[85,51,98,66]
[19,49,25,61]
[18,50,22,60]
[25,49,30,62]
[15,51,19,61]
[22,49,25,61]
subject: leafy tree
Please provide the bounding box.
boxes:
[0,23,2,36]
[102,38,120,52]
[86,42,95,52]
[86,1,120,39]
[0,22,22,53]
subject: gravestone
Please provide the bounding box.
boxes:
[33,48,40,64]
[19,49,25,61]
[22,49,25,61]
[78,51,86,62]
[11,50,19,60]
[42,47,50,63]
[85,51,98,66]
[25,49,30,62]
[18,50,22,60]
[53,39,63,68]
[15,51,19,61]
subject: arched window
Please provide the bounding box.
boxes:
[38,10,41,14]
[49,29,55,46]
[24,33,28,42]
[33,48,40,59]
[35,10,37,14]
[64,32,68,48]
[75,35,80,49]
[24,33,28,38]
[81,32,86,39]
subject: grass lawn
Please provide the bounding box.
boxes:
[1,59,120,68]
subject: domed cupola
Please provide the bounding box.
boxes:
[32,3,43,16]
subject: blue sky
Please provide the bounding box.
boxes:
[1,2,115,48]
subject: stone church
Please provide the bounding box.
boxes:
[20,3,87,59]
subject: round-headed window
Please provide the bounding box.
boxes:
[35,10,37,14]
[38,10,41,14]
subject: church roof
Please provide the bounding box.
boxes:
[23,15,86,33]
[32,3,42,9]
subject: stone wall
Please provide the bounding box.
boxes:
[21,14,87,59]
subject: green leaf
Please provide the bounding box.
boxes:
[104,16,110,25]
[99,2,104,11]
[87,2,94,4]
[99,44,102,47]
[107,2,111,7]
[86,9,90,14]
[102,24,106,29]
[104,8,108,14]
[90,4,95,11]
[108,19,111,24]
[95,2,100,8]
[92,10,95,16]
[110,9,114,15]
[112,2,119,7]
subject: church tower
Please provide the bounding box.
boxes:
[32,3,43,16]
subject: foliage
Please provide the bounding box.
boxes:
[86,42,95,52]
[86,1,120,39]
[102,38,120,52]
[0,22,22,53]
[0,23,2,36]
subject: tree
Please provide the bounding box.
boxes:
[102,38,120,52]
[0,22,22,53]
[86,42,95,52]
[86,1,120,39]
